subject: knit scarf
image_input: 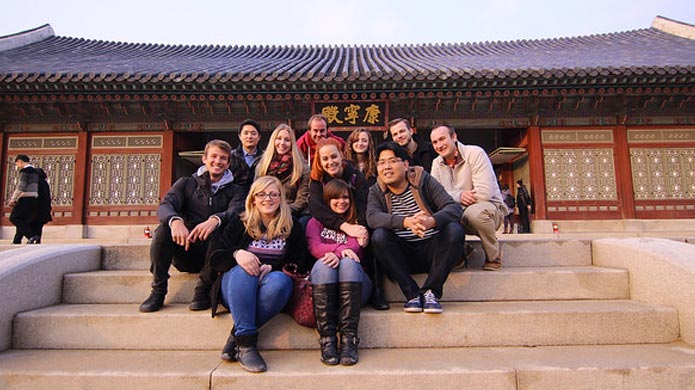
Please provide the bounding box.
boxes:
[267,153,293,181]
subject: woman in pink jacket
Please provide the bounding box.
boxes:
[305,178,372,366]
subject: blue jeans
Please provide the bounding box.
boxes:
[371,222,465,300]
[221,265,293,336]
[311,258,373,305]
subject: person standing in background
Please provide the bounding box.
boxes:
[516,180,532,233]
[8,155,40,244]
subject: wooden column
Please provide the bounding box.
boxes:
[526,125,546,220]
[614,125,635,219]
[72,130,89,225]
[160,128,175,194]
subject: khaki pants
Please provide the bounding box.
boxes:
[461,202,504,261]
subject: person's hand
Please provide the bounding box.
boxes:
[236,250,261,276]
[459,190,477,207]
[404,211,435,238]
[320,252,340,268]
[170,219,191,250]
[187,217,219,244]
[8,199,16,207]
[341,249,360,262]
[340,223,368,240]
[357,234,369,248]
[258,264,272,283]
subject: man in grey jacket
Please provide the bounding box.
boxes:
[367,142,464,314]
[430,125,508,271]
[8,155,40,244]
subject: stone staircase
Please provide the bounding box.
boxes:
[1,238,695,389]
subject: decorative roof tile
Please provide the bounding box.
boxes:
[0,18,694,89]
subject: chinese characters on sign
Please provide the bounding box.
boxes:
[314,101,386,127]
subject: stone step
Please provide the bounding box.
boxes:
[99,238,593,270]
[62,266,629,304]
[13,301,678,350]
[1,344,695,390]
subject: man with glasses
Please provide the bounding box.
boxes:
[430,125,508,271]
[367,142,464,314]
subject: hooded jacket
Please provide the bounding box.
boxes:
[157,168,245,230]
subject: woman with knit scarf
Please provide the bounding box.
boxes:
[255,124,310,218]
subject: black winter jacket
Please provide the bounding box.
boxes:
[157,171,245,230]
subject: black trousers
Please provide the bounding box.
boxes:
[371,222,465,300]
[10,197,39,242]
[148,222,215,293]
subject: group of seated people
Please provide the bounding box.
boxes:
[138,114,509,373]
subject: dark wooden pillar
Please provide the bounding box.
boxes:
[614,125,636,219]
[527,125,546,220]
[73,130,89,225]
[161,128,175,194]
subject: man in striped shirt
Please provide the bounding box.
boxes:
[367,142,464,314]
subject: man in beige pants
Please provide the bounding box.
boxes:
[429,125,508,271]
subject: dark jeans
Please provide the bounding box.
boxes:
[371,222,465,300]
[10,197,39,242]
[148,222,213,293]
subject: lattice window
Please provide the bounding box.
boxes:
[90,154,161,205]
[4,155,75,206]
[544,148,617,201]
[631,148,695,200]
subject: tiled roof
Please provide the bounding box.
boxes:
[1,22,695,86]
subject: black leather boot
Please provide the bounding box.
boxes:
[139,291,165,312]
[367,251,389,310]
[370,273,389,310]
[220,326,236,361]
[312,283,339,365]
[139,280,166,313]
[188,279,211,311]
[235,332,266,372]
[338,282,362,365]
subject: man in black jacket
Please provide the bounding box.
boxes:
[229,119,263,193]
[386,118,436,173]
[139,140,245,313]
[8,155,40,244]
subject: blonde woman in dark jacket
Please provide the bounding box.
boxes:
[255,124,310,218]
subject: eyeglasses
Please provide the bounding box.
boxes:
[376,157,403,168]
[255,191,281,200]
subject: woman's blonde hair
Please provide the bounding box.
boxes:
[256,123,306,186]
[242,176,293,240]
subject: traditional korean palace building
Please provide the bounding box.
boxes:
[1,16,694,233]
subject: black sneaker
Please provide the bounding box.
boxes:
[422,290,443,314]
[403,295,422,313]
